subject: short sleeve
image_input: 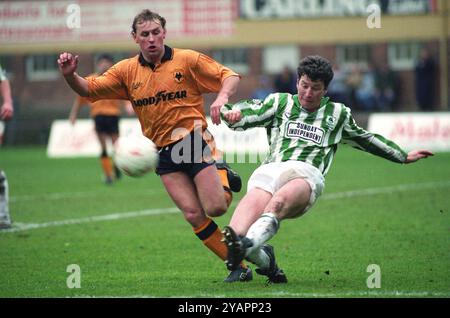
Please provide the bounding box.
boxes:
[87,62,129,102]
[190,52,240,94]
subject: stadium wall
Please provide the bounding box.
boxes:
[0,0,448,145]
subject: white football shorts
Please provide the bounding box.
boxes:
[247,160,325,213]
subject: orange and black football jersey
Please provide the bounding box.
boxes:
[87,46,240,147]
[77,74,122,117]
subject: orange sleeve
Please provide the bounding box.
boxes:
[87,61,129,102]
[190,52,240,94]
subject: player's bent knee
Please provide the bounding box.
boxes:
[205,203,227,218]
[206,210,226,218]
[201,192,228,217]
[181,208,205,226]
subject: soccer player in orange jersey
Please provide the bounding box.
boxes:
[69,54,134,184]
[57,10,249,282]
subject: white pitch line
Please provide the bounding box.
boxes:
[9,188,166,203]
[1,207,181,233]
[10,191,99,203]
[321,180,450,200]
[2,180,449,234]
[10,180,450,203]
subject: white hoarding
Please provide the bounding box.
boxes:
[367,112,450,152]
[47,118,270,160]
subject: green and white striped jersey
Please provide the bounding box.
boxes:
[221,93,407,176]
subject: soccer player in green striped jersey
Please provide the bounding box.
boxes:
[220,55,433,283]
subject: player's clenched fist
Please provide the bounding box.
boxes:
[57,52,79,77]
[222,108,242,124]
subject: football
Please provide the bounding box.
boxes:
[113,135,159,177]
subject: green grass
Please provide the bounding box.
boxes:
[0,146,449,298]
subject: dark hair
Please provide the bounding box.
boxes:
[297,55,334,89]
[96,53,114,64]
[131,9,166,34]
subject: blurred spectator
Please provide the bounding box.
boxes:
[415,48,436,111]
[274,66,297,94]
[252,75,274,100]
[346,64,363,110]
[374,62,397,111]
[355,63,377,112]
[327,64,349,105]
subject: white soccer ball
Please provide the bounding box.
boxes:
[114,135,159,177]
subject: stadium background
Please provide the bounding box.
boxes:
[0,0,448,146]
[1,0,449,300]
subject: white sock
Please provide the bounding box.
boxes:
[245,212,279,257]
[246,248,271,270]
[0,171,11,225]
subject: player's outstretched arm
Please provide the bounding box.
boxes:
[222,108,242,124]
[0,78,13,120]
[404,150,434,164]
[57,52,89,97]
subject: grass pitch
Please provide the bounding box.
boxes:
[0,146,449,298]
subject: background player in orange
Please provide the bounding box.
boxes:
[69,54,134,184]
[57,10,249,282]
